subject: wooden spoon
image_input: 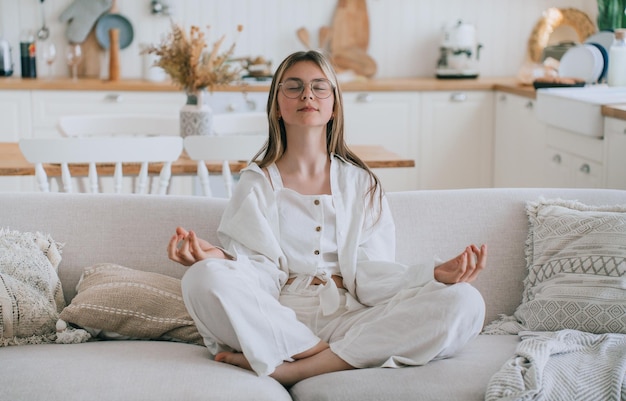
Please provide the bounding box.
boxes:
[296,27,311,49]
[319,26,332,50]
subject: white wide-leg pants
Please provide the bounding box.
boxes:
[182,259,485,376]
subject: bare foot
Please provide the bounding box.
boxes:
[215,352,253,371]
[215,343,353,387]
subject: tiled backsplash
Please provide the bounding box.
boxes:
[0,0,597,80]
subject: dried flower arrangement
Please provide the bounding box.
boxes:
[142,21,243,93]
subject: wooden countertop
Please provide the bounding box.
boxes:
[601,104,626,121]
[0,76,520,93]
[0,142,415,177]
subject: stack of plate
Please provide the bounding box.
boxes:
[558,42,608,84]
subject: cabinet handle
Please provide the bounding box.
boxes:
[450,92,467,102]
[552,154,562,164]
[525,101,534,110]
[104,94,123,103]
[579,163,591,174]
[356,93,372,103]
[499,94,507,102]
[623,128,626,135]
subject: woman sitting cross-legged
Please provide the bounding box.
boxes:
[167,50,487,387]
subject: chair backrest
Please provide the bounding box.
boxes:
[184,112,268,198]
[19,136,183,194]
[57,114,180,137]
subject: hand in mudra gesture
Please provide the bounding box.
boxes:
[167,227,226,266]
[434,244,486,284]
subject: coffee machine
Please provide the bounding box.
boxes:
[436,20,482,79]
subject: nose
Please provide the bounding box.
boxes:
[301,83,314,99]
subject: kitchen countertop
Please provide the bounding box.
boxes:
[0,76,521,92]
[601,103,626,121]
[1,76,624,121]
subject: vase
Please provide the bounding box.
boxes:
[179,89,213,138]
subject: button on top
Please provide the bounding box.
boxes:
[315,226,322,232]
[314,250,320,255]
[314,199,320,205]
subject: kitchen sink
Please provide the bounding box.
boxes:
[536,85,626,138]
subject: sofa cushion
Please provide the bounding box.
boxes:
[59,263,203,344]
[0,340,292,401]
[514,198,626,334]
[290,334,520,401]
[0,228,65,345]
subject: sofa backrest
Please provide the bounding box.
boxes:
[388,188,626,324]
[1,188,625,326]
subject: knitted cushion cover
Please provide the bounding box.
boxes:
[60,263,203,345]
[0,228,65,344]
[514,198,626,334]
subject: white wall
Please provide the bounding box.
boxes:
[0,0,598,80]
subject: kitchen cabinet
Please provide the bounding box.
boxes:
[0,90,35,192]
[343,91,420,191]
[493,92,546,187]
[604,117,626,189]
[0,90,32,141]
[419,91,494,189]
[31,90,185,138]
[543,126,604,188]
[30,90,269,138]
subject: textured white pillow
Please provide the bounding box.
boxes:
[484,198,626,335]
[0,228,65,343]
[514,198,626,334]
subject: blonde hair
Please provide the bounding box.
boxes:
[253,50,383,214]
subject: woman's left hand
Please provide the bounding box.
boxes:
[434,244,487,284]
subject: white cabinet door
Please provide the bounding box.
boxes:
[31,90,186,138]
[604,117,626,189]
[543,126,604,188]
[0,90,32,141]
[343,91,420,192]
[30,90,269,138]
[0,90,34,192]
[420,91,494,189]
[493,92,546,187]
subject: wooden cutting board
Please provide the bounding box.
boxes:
[330,0,370,53]
[78,29,103,78]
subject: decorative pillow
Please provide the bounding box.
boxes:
[60,263,203,345]
[0,228,65,344]
[514,198,626,334]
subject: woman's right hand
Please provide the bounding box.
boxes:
[167,227,225,266]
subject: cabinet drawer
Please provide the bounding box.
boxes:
[545,126,603,163]
[605,116,626,135]
[32,91,186,128]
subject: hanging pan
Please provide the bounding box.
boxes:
[95,0,134,50]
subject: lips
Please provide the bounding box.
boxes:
[298,105,318,112]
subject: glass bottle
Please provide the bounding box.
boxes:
[19,30,36,78]
[607,29,626,87]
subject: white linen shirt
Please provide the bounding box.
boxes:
[216,154,431,309]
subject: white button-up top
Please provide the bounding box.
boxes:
[217,155,433,312]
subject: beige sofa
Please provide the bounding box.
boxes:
[1,188,624,401]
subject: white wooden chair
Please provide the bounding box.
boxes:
[19,136,183,194]
[184,112,268,197]
[57,114,179,137]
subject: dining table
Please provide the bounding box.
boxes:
[0,142,415,177]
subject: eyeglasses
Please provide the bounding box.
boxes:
[278,78,335,99]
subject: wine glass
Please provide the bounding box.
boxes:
[42,42,56,79]
[66,43,82,81]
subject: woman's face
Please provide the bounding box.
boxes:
[276,60,335,131]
